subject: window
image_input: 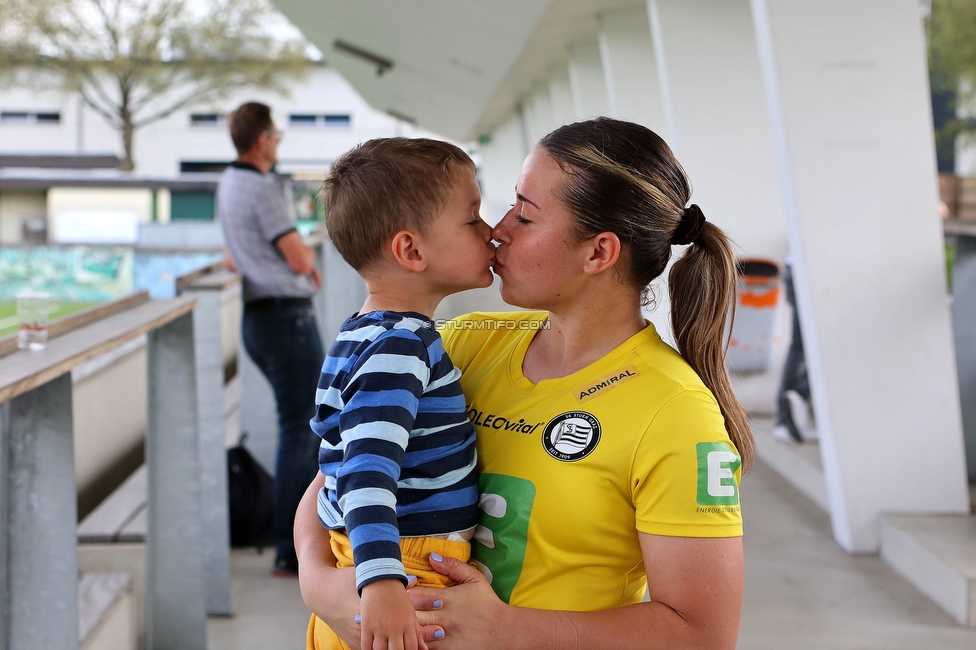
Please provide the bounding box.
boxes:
[1,112,31,124]
[0,111,61,124]
[323,114,351,126]
[190,113,224,127]
[170,190,216,221]
[289,114,318,127]
[286,114,352,128]
[180,161,231,173]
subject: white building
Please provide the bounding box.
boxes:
[0,64,434,244]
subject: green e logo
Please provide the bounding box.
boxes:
[696,442,740,506]
[471,473,535,604]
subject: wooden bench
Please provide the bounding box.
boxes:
[78,465,148,544]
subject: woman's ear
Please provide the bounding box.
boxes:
[582,231,621,276]
[391,230,427,272]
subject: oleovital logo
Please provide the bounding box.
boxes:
[541,411,601,462]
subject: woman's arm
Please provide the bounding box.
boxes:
[413,533,743,650]
[294,472,363,648]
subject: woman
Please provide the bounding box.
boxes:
[297,118,754,649]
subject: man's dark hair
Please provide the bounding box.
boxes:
[228,102,273,154]
[322,137,476,273]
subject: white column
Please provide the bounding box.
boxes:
[598,6,668,133]
[549,67,576,126]
[522,84,557,147]
[478,111,529,226]
[567,43,609,120]
[648,0,787,261]
[751,0,969,552]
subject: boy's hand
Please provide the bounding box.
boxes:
[360,578,428,650]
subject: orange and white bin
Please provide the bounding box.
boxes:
[727,259,780,374]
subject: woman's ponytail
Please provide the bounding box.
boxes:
[670,223,755,471]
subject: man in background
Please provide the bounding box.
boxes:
[217,102,324,575]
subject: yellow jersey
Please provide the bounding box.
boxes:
[440,312,743,611]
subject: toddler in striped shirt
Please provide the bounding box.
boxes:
[310,137,496,650]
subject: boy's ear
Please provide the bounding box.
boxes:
[582,231,621,276]
[390,230,427,272]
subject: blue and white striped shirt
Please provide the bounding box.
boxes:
[310,311,478,592]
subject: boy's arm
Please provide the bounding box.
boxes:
[336,330,431,594]
[295,472,362,648]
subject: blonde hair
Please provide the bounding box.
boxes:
[539,118,755,471]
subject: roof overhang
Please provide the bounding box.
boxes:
[270,0,641,141]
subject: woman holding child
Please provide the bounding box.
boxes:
[298,118,754,650]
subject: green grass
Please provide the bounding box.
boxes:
[0,302,99,338]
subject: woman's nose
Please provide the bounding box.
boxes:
[492,210,513,242]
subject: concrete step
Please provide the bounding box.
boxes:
[750,416,828,511]
[79,572,135,650]
[880,513,976,627]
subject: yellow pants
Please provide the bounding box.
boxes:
[306,531,472,650]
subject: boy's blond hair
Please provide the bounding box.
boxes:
[322,137,477,272]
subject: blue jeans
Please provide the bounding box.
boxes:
[242,299,324,563]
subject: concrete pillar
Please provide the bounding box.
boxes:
[598,6,668,132]
[951,233,976,481]
[146,312,207,648]
[751,0,970,552]
[316,240,368,346]
[185,284,235,616]
[548,68,576,127]
[567,43,609,120]
[648,0,787,261]
[0,374,79,650]
[237,335,277,475]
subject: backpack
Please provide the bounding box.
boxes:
[227,432,274,549]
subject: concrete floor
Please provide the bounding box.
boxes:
[739,460,975,649]
[207,458,976,649]
[207,550,310,649]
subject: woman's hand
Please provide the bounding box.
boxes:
[408,554,513,649]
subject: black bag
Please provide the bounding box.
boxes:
[227,432,274,549]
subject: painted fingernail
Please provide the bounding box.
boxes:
[354,615,361,625]
[434,630,445,639]
[430,552,443,562]
[407,575,418,584]
[433,599,443,609]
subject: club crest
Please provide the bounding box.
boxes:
[541,411,601,462]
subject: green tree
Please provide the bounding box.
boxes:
[928,0,976,170]
[0,0,311,170]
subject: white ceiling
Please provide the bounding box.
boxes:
[270,0,644,141]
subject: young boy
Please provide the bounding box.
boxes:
[309,137,496,650]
